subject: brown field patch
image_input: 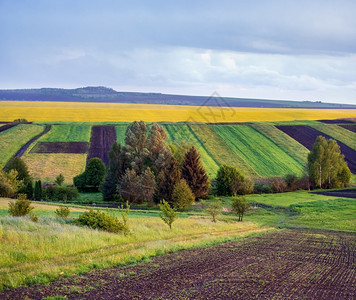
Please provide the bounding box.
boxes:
[31,142,89,154]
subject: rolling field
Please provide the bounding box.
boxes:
[190,124,258,176]
[115,123,129,145]
[211,125,304,177]
[39,124,91,142]
[277,125,356,173]
[22,153,87,185]
[0,124,44,166]
[163,124,220,177]
[251,123,309,166]
[1,101,356,122]
[310,123,356,150]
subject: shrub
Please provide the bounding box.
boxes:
[55,174,65,186]
[269,177,287,193]
[205,201,222,222]
[159,199,179,230]
[44,185,79,202]
[171,179,195,210]
[231,196,250,222]
[216,165,252,196]
[55,206,71,218]
[29,212,39,222]
[8,194,34,217]
[76,209,126,233]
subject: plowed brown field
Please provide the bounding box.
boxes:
[2,230,355,300]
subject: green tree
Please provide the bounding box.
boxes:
[182,146,210,199]
[205,201,222,223]
[34,180,43,200]
[308,136,351,188]
[169,140,191,169]
[231,196,250,222]
[216,165,250,196]
[0,169,21,197]
[101,142,125,201]
[55,174,65,186]
[4,157,31,184]
[119,169,141,203]
[155,158,181,204]
[24,181,34,199]
[171,179,195,210]
[139,167,156,205]
[159,199,179,230]
[74,158,106,192]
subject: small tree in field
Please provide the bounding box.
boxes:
[8,194,34,217]
[171,179,195,210]
[231,196,250,222]
[159,199,179,230]
[205,201,222,223]
[55,174,65,186]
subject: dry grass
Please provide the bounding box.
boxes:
[22,153,87,185]
[0,101,355,122]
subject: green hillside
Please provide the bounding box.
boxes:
[251,123,309,167]
[39,124,91,142]
[211,125,304,177]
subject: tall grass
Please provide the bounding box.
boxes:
[0,214,266,289]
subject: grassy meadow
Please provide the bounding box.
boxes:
[1,101,356,122]
[1,188,355,289]
[39,124,92,142]
[0,124,44,166]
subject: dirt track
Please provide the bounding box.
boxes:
[1,230,355,300]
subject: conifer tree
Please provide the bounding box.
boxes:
[155,158,181,204]
[34,180,42,200]
[139,167,156,205]
[182,146,210,199]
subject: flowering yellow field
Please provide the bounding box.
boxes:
[0,101,355,122]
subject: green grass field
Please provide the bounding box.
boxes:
[163,124,220,177]
[252,123,309,167]
[310,123,356,150]
[115,123,129,145]
[211,125,304,177]
[39,124,92,142]
[190,124,258,177]
[0,124,44,166]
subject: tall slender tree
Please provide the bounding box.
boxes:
[181,146,210,199]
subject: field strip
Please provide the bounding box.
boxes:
[0,227,269,277]
[0,101,356,122]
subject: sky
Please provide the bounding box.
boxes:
[0,0,356,104]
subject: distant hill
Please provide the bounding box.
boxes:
[0,86,355,109]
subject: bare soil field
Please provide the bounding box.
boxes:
[311,189,356,199]
[87,126,117,165]
[339,124,356,133]
[31,141,89,154]
[0,123,17,133]
[276,125,356,173]
[318,119,355,124]
[2,230,355,300]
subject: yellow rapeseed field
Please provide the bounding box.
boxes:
[0,101,355,122]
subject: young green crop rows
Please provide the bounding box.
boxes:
[39,124,92,142]
[211,125,304,177]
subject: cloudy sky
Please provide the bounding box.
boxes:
[1,0,356,104]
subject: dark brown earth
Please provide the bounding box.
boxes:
[0,123,18,133]
[317,119,355,124]
[30,141,89,154]
[1,230,355,300]
[339,124,356,133]
[276,125,356,173]
[311,188,356,199]
[87,126,117,166]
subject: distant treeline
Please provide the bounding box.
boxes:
[1,86,355,109]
